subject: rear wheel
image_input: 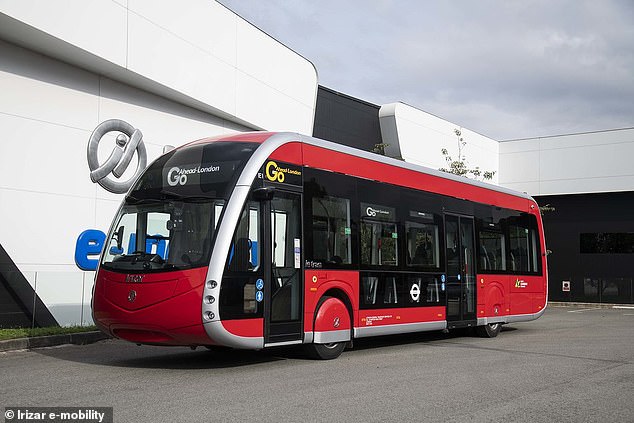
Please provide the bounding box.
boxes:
[476,322,501,338]
[305,295,350,360]
[304,341,346,360]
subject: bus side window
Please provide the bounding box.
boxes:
[508,219,530,273]
[360,203,398,267]
[405,218,440,269]
[505,213,541,274]
[227,202,260,272]
[361,275,403,306]
[478,230,506,272]
[311,196,352,265]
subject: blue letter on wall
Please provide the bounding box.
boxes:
[75,229,106,271]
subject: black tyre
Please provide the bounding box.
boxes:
[304,295,348,360]
[304,341,346,360]
[476,322,502,338]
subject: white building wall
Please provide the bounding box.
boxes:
[0,1,318,326]
[0,0,317,134]
[379,103,500,183]
[499,128,634,196]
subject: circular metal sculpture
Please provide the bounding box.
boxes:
[87,119,147,194]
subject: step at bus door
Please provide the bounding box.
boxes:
[444,214,477,326]
[262,190,303,345]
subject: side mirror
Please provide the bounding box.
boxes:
[252,186,275,202]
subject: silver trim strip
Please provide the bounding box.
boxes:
[313,329,350,344]
[477,307,547,326]
[477,316,507,325]
[206,321,264,350]
[203,133,302,348]
[264,340,303,347]
[303,331,314,344]
[505,307,547,323]
[354,321,447,338]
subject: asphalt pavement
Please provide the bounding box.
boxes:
[1,305,633,422]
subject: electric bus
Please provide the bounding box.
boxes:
[92,131,547,359]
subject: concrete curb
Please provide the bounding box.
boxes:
[0,331,110,352]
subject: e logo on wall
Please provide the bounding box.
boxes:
[87,119,147,194]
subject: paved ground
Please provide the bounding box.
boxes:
[1,306,633,422]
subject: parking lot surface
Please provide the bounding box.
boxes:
[1,306,633,422]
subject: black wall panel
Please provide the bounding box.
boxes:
[0,243,58,328]
[536,191,634,304]
[312,86,383,152]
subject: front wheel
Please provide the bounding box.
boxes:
[304,342,346,360]
[476,322,501,338]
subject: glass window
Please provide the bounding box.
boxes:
[446,218,460,277]
[361,203,398,267]
[362,276,378,306]
[227,201,260,272]
[312,196,352,264]
[406,276,442,305]
[129,141,258,201]
[478,230,506,271]
[361,275,402,306]
[102,199,223,272]
[406,220,439,268]
[530,227,539,272]
[508,223,529,273]
[272,209,287,267]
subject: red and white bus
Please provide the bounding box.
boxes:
[93,132,547,359]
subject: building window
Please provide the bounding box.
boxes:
[580,233,634,254]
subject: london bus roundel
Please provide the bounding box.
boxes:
[92,131,547,359]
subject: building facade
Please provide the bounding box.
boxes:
[500,129,634,304]
[0,1,317,327]
[1,2,631,328]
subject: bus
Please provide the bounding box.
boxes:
[92,131,547,359]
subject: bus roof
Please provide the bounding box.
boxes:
[189,131,534,204]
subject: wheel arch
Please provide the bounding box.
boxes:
[320,288,354,327]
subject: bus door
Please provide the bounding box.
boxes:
[444,214,477,326]
[262,190,304,345]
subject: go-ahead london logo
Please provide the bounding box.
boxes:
[87,119,147,194]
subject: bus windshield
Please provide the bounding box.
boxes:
[101,199,225,272]
[101,140,258,272]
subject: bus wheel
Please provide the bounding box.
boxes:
[305,341,346,360]
[305,296,350,360]
[476,322,501,338]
